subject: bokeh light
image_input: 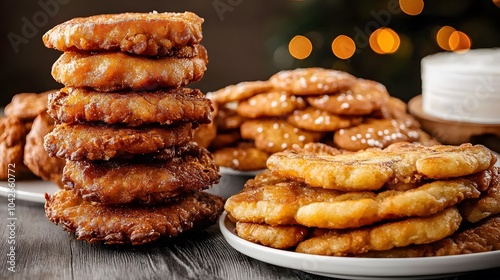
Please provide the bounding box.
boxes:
[369,28,400,54]
[449,31,471,52]
[399,0,424,16]
[288,35,313,59]
[494,0,500,8]
[331,35,356,59]
[436,26,456,51]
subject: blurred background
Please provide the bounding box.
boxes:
[1,0,499,107]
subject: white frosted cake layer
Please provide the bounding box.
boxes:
[421,49,500,124]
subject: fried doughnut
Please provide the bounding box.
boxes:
[51,45,207,91]
[287,107,362,132]
[295,207,462,256]
[235,222,309,249]
[209,80,273,104]
[236,91,306,118]
[48,87,214,126]
[44,122,194,161]
[24,112,65,187]
[306,79,389,115]
[43,11,203,56]
[240,119,324,154]
[267,142,496,191]
[4,91,52,121]
[45,190,224,245]
[63,145,220,204]
[213,142,269,171]
[0,116,32,179]
[269,68,356,95]
[333,118,421,151]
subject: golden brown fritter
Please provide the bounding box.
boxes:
[51,45,207,91]
[48,87,214,126]
[209,80,273,104]
[4,91,53,121]
[358,215,500,258]
[45,190,224,245]
[42,11,204,56]
[213,142,269,171]
[236,91,306,118]
[44,122,194,161]
[24,112,65,187]
[235,222,309,249]
[460,167,500,223]
[62,144,220,205]
[287,107,363,132]
[0,116,33,179]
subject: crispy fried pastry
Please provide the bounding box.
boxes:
[62,145,220,204]
[235,222,309,249]
[209,80,273,104]
[334,118,421,151]
[240,119,324,154]
[267,142,496,191]
[460,167,500,223]
[4,91,52,121]
[306,79,389,115]
[372,96,408,119]
[0,116,32,179]
[296,177,482,229]
[287,107,363,132]
[295,207,462,256]
[213,142,269,171]
[236,91,306,118]
[48,87,214,126]
[270,68,356,95]
[209,131,241,150]
[44,122,193,161]
[24,112,65,187]
[358,215,500,257]
[214,105,246,132]
[51,45,207,91]
[289,142,349,156]
[43,12,203,56]
[45,190,224,245]
[242,169,290,190]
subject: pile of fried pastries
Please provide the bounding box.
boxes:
[203,67,439,172]
[225,142,500,257]
[1,91,65,186]
[42,11,224,245]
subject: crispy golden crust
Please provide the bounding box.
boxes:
[236,92,306,118]
[267,143,496,191]
[209,80,273,104]
[358,215,500,258]
[240,119,324,154]
[209,131,241,150]
[51,45,207,91]
[460,167,500,223]
[4,91,52,121]
[0,117,32,179]
[242,169,290,190]
[306,79,389,115]
[295,207,462,256]
[24,112,65,187]
[270,68,357,95]
[43,12,203,56]
[289,142,349,156]
[213,143,269,171]
[44,190,224,245]
[62,145,220,204]
[44,122,193,161]
[214,105,246,132]
[235,222,309,249]
[287,107,363,132]
[48,87,214,126]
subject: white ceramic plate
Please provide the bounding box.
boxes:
[0,180,59,203]
[219,211,500,280]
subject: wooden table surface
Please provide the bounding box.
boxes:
[1,199,499,280]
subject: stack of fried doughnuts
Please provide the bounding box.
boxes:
[42,11,224,245]
[224,142,500,257]
[207,67,440,171]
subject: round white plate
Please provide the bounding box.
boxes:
[0,180,59,203]
[219,212,500,280]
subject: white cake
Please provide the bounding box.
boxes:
[421,48,500,124]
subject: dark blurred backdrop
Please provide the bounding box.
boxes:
[1,0,499,107]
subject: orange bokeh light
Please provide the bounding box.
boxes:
[331,35,356,59]
[288,35,313,59]
[436,26,456,51]
[449,31,471,52]
[369,28,400,54]
[399,0,424,16]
